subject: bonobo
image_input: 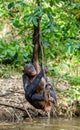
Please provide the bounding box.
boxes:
[22,63,57,112]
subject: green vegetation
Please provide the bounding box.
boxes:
[0,0,80,113]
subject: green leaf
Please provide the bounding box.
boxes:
[50,0,54,6]
[16,1,22,4]
[23,14,30,19]
[13,19,19,27]
[32,18,38,26]
[8,2,14,9]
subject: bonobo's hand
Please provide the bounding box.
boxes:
[49,97,54,103]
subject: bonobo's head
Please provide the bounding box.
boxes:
[23,63,36,76]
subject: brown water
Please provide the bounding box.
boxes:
[0,118,80,130]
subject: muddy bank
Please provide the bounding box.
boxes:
[0,75,50,121]
[0,76,80,122]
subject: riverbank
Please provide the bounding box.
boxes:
[0,75,80,122]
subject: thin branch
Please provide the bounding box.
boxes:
[0,103,32,119]
[0,92,14,97]
[0,103,26,111]
[0,91,24,97]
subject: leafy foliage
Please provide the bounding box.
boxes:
[0,0,80,74]
[0,39,33,66]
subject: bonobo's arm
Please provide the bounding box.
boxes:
[50,85,57,104]
[23,74,29,91]
[46,83,57,104]
[22,70,44,99]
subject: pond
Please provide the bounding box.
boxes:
[0,118,80,130]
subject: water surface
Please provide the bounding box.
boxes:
[0,118,80,130]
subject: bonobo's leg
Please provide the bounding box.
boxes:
[22,70,44,98]
[31,93,44,101]
[50,90,57,104]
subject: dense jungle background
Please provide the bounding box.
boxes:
[0,0,80,121]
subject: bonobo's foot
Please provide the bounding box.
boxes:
[44,102,51,112]
[44,105,51,112]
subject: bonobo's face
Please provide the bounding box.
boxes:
[24,64,36,76]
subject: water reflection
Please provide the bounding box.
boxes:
[0,118,80,130]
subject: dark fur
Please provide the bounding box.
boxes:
[22,65,57,110]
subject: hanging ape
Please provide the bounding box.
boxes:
[22,64,57,111]
[22,18,57,112]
